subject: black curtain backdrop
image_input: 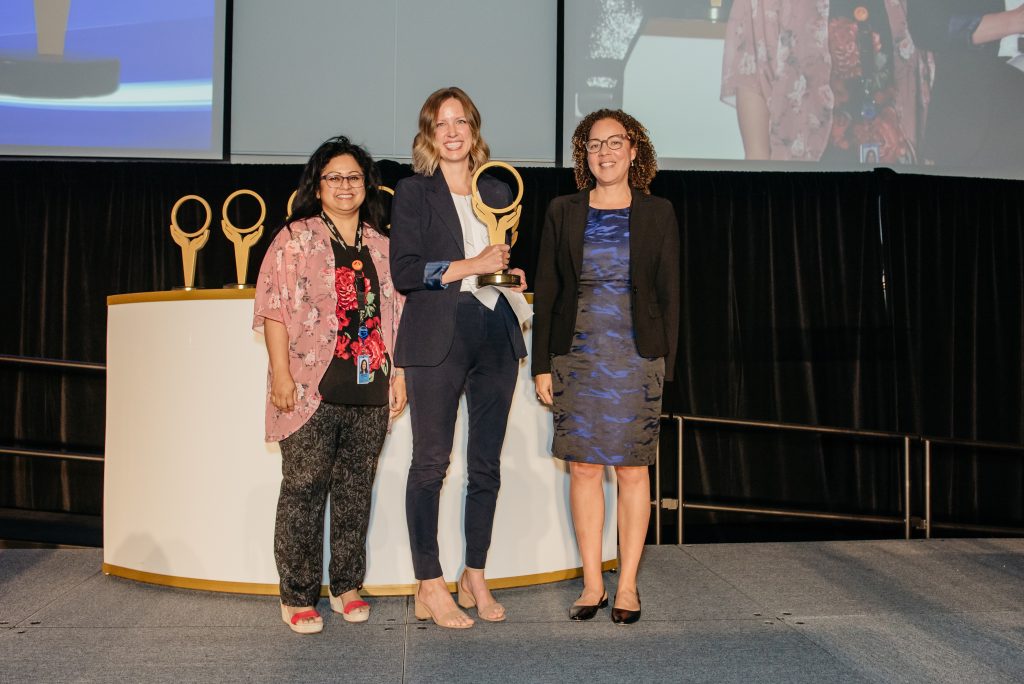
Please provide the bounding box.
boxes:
[1,159,1022,534]
[661,171,901,518]
[884,173,1024,525]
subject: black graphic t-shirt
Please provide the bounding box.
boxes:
[318,239,390,406]
[824,0,912,164]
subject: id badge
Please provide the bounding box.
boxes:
[356,354,372,385]
[859,142,881,165]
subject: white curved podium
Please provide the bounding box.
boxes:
[103,290,617,595]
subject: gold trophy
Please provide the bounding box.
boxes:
[379,185,395,230]
[470,161,523,288]
[221,189,266,288]
[169,194,212,290]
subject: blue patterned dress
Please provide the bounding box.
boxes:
[550,207,664,466]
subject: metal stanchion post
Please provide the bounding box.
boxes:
[654,432,662,545]
[924,440,931,539]
[677,416,684,545]
[904,436,912,540]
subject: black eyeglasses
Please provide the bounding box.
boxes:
[320,173,365,188]
[584,134,629,154]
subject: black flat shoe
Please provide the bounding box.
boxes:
[611,590,641,625]
[569,593,608,621]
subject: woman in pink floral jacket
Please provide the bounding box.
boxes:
[253,136,405,634]
[722,0,932,164]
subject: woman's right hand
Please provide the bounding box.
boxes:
[973,5,1024,44]
[439,244,512,285]
[471,243,510,275]
[271,370,298,412]
[534,373,553,406]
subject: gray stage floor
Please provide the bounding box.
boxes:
[2,539,1024,683]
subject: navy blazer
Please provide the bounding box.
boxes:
[531,188,680,380]
[390,170,527,367]
[907,0,1024,164]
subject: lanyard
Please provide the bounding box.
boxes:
[321,213,368,331]
[320,212,363,254]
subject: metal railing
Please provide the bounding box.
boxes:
[651,414,1024,544]
[0,445,104,463]
[653,415,912,544]
[922,436,1024,539]
[1,354,106,464]
[0,353,105,372]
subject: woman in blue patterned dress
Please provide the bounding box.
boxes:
[533,110,679,625]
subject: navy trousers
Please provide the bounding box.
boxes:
[405,294,520,579]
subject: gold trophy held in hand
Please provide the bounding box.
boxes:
[470,161,523,288]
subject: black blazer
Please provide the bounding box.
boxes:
[907,0,1024,164]
[390,170,527,367]
[531,188,680,380]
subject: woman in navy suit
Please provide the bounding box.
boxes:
[390,87,529,629]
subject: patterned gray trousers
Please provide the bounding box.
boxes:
[275,402,389,607]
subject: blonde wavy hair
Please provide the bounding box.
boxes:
[571,109,657,194]
[411,87,490,176]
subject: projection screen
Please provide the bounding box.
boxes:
[0,0,228,160]
[562,0,1024,178]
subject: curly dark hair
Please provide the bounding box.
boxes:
[570,109,657,194]
[286,135,385,233]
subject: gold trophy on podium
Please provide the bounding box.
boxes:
[169,195,212,290]
[221,189,265,288]
[470,161,523,288]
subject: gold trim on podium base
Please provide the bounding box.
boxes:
[101,560,618,597]
[107,290,256,305]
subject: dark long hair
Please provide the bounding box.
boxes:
[286,135,385,233]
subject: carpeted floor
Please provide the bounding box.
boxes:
[2,539,1023,683]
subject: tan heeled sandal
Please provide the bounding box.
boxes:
[457,570,506,622]
[414,583,474,629]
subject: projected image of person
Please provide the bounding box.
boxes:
[533,110,679,625]
[253,136,407,634]
[390,87,530,629]
[907,0,1024,168]
[721,0,932,164]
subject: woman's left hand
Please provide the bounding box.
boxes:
[509,268,527,293]
[390,374,408,419]
[534,373,553,406]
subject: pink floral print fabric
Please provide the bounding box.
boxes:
[253,216,404,442]
[721,0,932,161]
